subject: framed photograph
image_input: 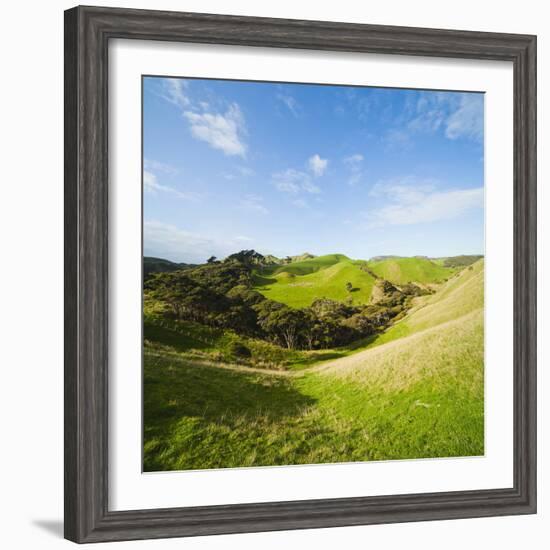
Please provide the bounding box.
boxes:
[64,6,536,543]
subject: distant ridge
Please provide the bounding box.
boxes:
[143,256,193,279]
[433,255,484,268]
[369,255,403,262]
[256,252,317,265]
[281,252,316,264]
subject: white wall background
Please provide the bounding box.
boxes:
[0,1,546,548]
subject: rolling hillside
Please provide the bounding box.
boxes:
[318,259,483,376]
[368,256,453,285]
[144,261,484,470]
[262,253,348,276]
[251,254,459,309]
[253,254,376,308]
[144,254,484,470]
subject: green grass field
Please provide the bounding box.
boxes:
[252,254,455,308]
[253,254,376,308]
[368,256,454,285]
[143,259,484,471]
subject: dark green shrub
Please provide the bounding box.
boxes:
[229,341,252,358]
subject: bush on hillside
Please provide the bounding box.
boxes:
[229,341,252,359]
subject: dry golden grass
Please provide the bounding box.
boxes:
[319,308,483,393]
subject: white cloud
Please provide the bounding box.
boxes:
[365,177,483,227]
[272,168,320,194]
[144,221,255,264]
[183,103,247,157]
[158,78,249,158]
[343,154,365,185]
[144,158,179,175]
[239,194,269,215]
[383,128,412,150]
[301,179,321,194]
[382,91,483,147]
[276,93,300,117]
[407,92,448,133]
[161,78,190,110]
[235,235,253,243]
[445,94,484,141]
[308,154,328,177]
[369,177,436,202]
[405,91,484,143]
[144,170,203,201]
[291,198,308,208]
[344,154,364,165]
[143,170,158,192]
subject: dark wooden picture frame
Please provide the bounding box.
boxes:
[64,5,537,543]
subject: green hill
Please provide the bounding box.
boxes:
[252,253,464,309]
[368,256,453,285]
[263,253,348,276]
[143,256,192,280]
[253,254,376,308]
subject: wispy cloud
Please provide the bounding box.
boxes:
[345,153,364,164]
[365,177,483,227]
[343,153,365,185]
[407,92,448,133]
[144,170,203,201]
[445,94,484,141]
[383,91,484,147]
[183,103,247,157]
[144,221,255,264]
[276,92,300,117]
[239,194,269,215]
[235,235,253,243]
[144,158,179,175]
[222,166,256,180]
[308,154,328,177]
[158,78,248,158]
[160,78,191,110]
[383,129,412,150]
[344,88,372,121]
[291,198,309,208]
[272,168,320,195]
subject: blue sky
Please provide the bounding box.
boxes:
[143,76,484,264]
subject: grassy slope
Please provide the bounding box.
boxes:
[368,256,453,285]
[253,254,375,308]
[144,260,484,470]
[367,259,483,347]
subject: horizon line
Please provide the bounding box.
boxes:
[144,251,485,264]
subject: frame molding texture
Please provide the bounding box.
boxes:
[64,5,537,543]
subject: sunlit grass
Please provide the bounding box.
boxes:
[369,257,454,285]
[253,256,375,308]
